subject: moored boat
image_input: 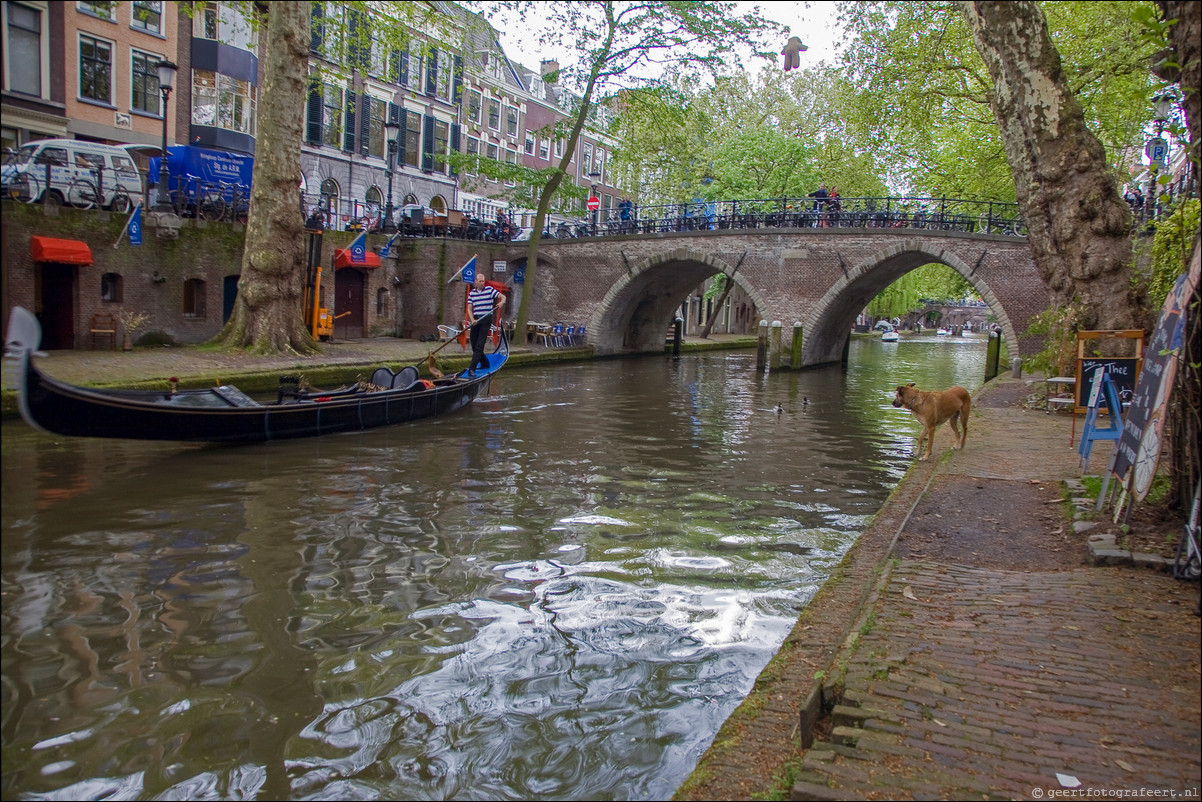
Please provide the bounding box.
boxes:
[4,306,507,443]
[881,329,899,342]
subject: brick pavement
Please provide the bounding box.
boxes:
[790,380,1202,801]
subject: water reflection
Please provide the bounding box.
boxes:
[2,336,985,800]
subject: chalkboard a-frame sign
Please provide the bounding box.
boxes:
[1073,330,1144,413]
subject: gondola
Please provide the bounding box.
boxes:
[3,306,507,443]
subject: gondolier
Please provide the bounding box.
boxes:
[465,273,505,376]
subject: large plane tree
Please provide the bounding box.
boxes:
[479,1,781,344]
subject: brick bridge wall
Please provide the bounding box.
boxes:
[2,204,1047,367]
[406,227,1048,368]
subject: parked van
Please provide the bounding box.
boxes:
[2,139,143,211]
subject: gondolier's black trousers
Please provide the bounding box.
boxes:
[469,313,493,372]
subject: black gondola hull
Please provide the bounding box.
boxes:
[6,306,507,443]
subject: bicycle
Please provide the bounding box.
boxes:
[5,171,41,203]
[66,175,132,212]
[196,184,226,221]
[1173,483,1200,582]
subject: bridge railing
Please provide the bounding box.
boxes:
[601,196,1027,238]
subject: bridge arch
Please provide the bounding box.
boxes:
[801,240,1021,367]
[589,247,771,354]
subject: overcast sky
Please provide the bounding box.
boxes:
[491,1,847,77]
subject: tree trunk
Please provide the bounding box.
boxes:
[960,1,1139,332]
[214,2,317,355]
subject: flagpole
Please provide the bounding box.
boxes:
[447,253,478,284]
[113,199,143,249]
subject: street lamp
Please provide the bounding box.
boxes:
[154,60,178,213]
[382,119,400,234]
[587,170,602,232]
[1147,91,1175,223]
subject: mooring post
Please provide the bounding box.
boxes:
[756,319,768,371]
[791,321,803,370]
[770,320,783,370]
[672,317,683,357]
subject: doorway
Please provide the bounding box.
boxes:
[36,265,76,349]
[334,268,365,340]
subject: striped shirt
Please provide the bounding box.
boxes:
[467,286,501,320]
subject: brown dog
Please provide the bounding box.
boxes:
[892,383,971,461]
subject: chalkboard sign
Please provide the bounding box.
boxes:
[1075,357,1138,411]
[1112,261,1199,485]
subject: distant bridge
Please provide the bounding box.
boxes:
[399,222,1046,369]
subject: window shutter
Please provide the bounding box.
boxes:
[426,48,438,95]
[305,78,322,144]
[398,49,409,85]
[344,91,356,151]
[452,55,464,103]
[422,114,435,171]
[390,51,400,84]
[449,123,460,177]
[359,98,371,156]
[396,110,409,167]
[310,4,323,54]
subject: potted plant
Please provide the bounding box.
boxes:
[116,310,151,351]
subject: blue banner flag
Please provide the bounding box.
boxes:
[447,255,477,284]
[349,229,367,263]
[128,204,142,246]
[379,232,400,259]
[513,263,524,284]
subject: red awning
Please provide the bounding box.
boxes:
[31,236,93,265]
[333,248,381,269]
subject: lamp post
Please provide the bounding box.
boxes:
[382,119,400,234]
[1147,91,1174,224]
[154,60,177,213]
[587,170,602,233]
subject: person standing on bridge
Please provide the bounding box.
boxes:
[465,273,505,376]
[808,183,829,227]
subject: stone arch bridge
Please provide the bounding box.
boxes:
[397,227,1047,369]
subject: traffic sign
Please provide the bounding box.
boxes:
[587,196,600,211]
[1145,137,1168,169]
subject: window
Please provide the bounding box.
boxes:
[505,149,516,185]
[77,1,114,20]
[524,132,535,155]
[79,34,113,104]
[321,83,342,147]
[320,178,340,222]
[581,143,592,183]
[183,278,207,318]
[403,109,421,167]
[131,51,161,114]
[486,143,498,161]
[465,137,479,175]
[5,2,44,97]
[217,75,256,135]
[193,1,256,51]
[436,50,452,100]
[193,70,257,135]
[506,106,518,137]
[487,98,499,130]
[365,96,386,159]
[467,89,481,124]
[555,137,563,159]
[131,0,161,34]
[432,119,449,172]
[100,272,123,303]
[192,70,216,125]
[539,137,548,160]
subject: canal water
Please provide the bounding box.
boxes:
[1,333,986,801]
